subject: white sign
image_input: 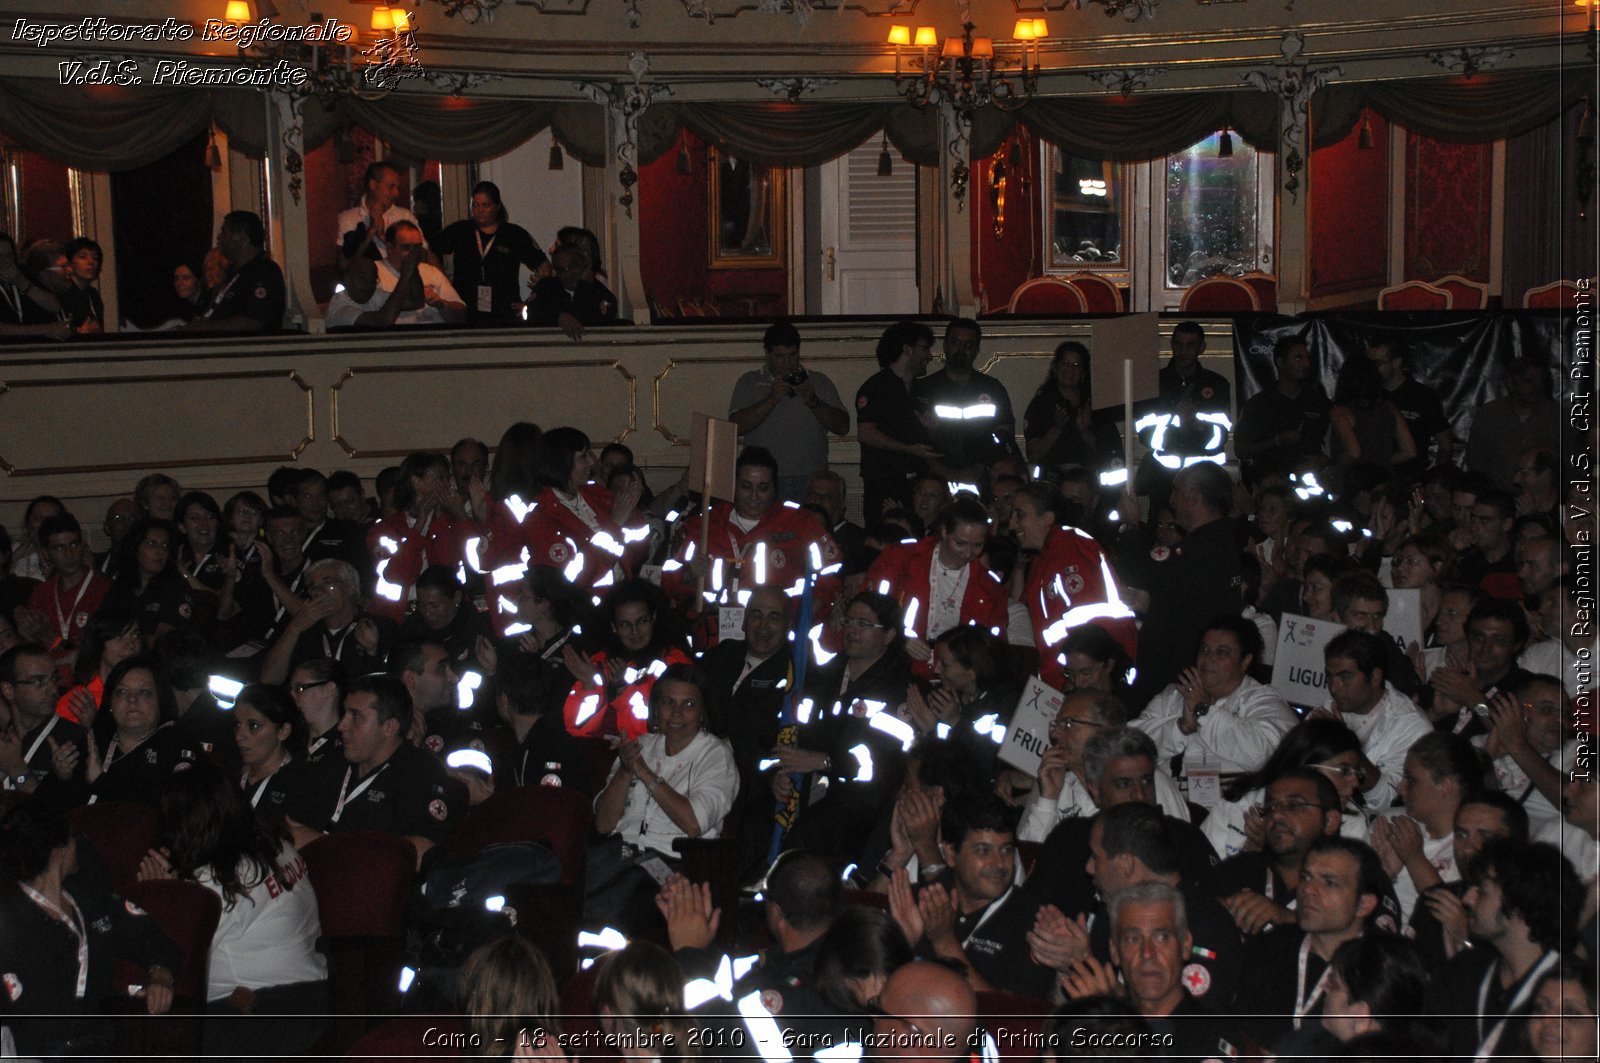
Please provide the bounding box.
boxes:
[718,606,746,643]
[1270,613,1347,708]
[1383,588,1423,656]
[1186,765,1222,807]
[998,676,1062,776]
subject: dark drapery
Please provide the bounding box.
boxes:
[1311,68,1591,149]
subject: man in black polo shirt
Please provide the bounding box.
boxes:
[184,210,284,334]
[1139,321,1232,507]
[0,644,86,794]
[857,319,940,524]
[292,469,370,579]
[1234,335,1330,484]
[494,653,589,794]
[1212,769,1348,937]
[287,673,463,870]
[259,558,393,687]
[1366,335,1453,473]
[912,318,1016,484]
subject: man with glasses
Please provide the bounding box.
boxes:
[857,320,941,524]
[912,318,1016,485]
[1018,691,1190,842]
[1457,488,1519,597]
[1428,596,1533,740]
[20,513,110,657]
[259,559,392,687]
[1134,615,1294,776]
[1212,768,1347,937]
[1329,571,1420,697]
[0,643,84,793]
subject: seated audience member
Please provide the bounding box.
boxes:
[894,797,1045,995]
[398,564,492,667]
[137,761,327,1057]
[699,585,795,794]
[1425,839,1581,1059]
[1500,959,1599,1063]
[1010,483,1137,693]
[230,682,303,818]
[486,565,581,699]
[430,180,549,326]
[1204,718,1369,860]
[0,801,179,1059]
[1367,730,1479,924]
[185,211,285,334]
[770,592,912,868]
[1479,672,1574,849]
[286,673,463,870]
[367,452,472,624]
[813,906,913,1015]
[1522,579,1584,697]
[1328,570,1421,697]
[1408,790,1527,967]
[660,446,842,621]
[0,232,69,340]
[1026,728,1217,921]
[394,637,472,755]
[1227,837,1398,1053]
[872,960,977,1063]
[19,512,111,657]
[157,255,208,327]
[1211,768,1351,937]
[74,656,202,806]
[459,935,563,1054]
[1275,933,1430,1057]
[153,627,238,764]
[865,494,1006,664]
[175,491,231,623]
[259,558,393,687]
[1018,691,1191,843]
[1427,595,1533,738]
[8,493,64,582]
[493,653,589,793]
[51,607,139,730]
[376,220,466,325]
[58,237,104,334]
[904,626,1021,779]
[1311,629,1432,811]
[135,473,182,523]
[1258,521,1344,622]
[1295,552,1348,622]
[805,470,870,575]
[1057,623,1136,701]
[856,737,984,892]
[292,470,368,576]
[0,644,87,794]
[326,471,369,525]
[1033,801,1242,1008]
[1457,487,1520,596]
[1134,614,1295,776]
[287,658,345,763]
[105,518,194,647]
[906,474,951,537]
[563,579,691,741]
[585,664,737,932]
[526,243,618,339]
[323,253,413,329]
[591,942,694,1061]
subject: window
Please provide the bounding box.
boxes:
[1046,148,1127,274]
[1162,134,1267,289]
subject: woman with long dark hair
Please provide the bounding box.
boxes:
[106,517,194,647]
[53,604,141,725]
[430,180,549,325]
[137,759,327,1056]
[562,578,691,740]
[520,426,650,591]
[365,451,471,624]
[1022,341,1123,473]
[233,683,301,817]
[79,655,200,806]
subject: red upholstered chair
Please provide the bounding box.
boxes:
[1433,274,1487,309]
[301,831,417,1047]
[1060,271,1124,313]
[1007,277,1088,315]
[70,801,160,896]
[114,880,222,1057]
[1236,270,1278,312]
[976,990,1053,1063]
[841,887,890,911]
[447,785,593,889]
[1377,280,1452,310]
[575,735,620,794]
[343,1016,464,1061]
[1178,275,1260,313]
[1015,840,1043,877]
[1524,279,1581,308]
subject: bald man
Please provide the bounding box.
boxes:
[871,961,977,1062]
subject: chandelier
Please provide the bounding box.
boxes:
[887,17,1047,121]
[216,1,422,104]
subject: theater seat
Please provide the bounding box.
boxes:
[1007,277,1088,315]
[70,801,160,896]
[1377,280,1452,310]
[1179,275,1259,313]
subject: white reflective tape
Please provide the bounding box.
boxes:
[877,579,892,595]
[808,542,823,572]
[818,563,842,577]
[848,743,874,782]
[497,595,519,614]
[573,694,601,728]
[208,675,244,709]
[483,894,506,912]
[1098,468,1130,487]
[796,697,815,724]
[684,540,697,562]
[624,666,641,685]
[491,561,529,585]
[456,672,483,709]
[933,404,964,420]
[902,597,920,636]
[948,482,980,496]
[972,712,1000,736]
[782,501,800,510]
[398,966,416,993]
[629,691,650,720]
[463,537,484,573]
[592,531,625,557]
[377,535,400,556]
[505,495,532,523]
[867,711,915,751]
[662,559,683,573]
[809,624,836,665]
[622,524,651,544]
[737,990,794,1063]
[759,757,781,771]
[666,509,681,523]
[594,570,615,588]
[754,542,768,585]
[447,748,493,774]
[562,554,585,582]
[503,622,532,636]
[578,927,628,950]
[374,558,404,602]
[712,557,725,591]
[964,402,997,419]
[935,721,951,739]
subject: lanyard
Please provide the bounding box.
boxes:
[958,886,1013,945]
[0,282,21,322]
[1474,950,1559,1058]
[332,762,388,823]
[205,271,242,316]
[22,715,59,766]
[322,622,357,661]
[272,565,307,626]
[242,753,290,809]
[104,722,165,772]
[20,884,89,998]
[1293,934,1332,1029]
[53,574,95,642]
[307,731,334,759]
[475,228,498,261]
[559,490,602,534]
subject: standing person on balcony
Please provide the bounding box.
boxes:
[728,320,850,501]
[857,320,940,525]
[184,211,285,334]
[431,180,549,327]
[336,160,418,262]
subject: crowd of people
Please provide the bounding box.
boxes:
[0,314,1592,1060]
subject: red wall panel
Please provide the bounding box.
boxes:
[970,127,1043,313]
[1309,110,1389,299]
[1404,133,1492,282]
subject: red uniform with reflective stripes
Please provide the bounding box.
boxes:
[366,511,469,623]
[865,536,1007,640]
[562,645,694,740]
[1024,524,1137,691]
[520,485,650,591]
[661,502,841,616]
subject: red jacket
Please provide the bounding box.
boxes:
[523,485,650,591]
[366,510,469,623]
[662,502,842,618]
[865,536,1007,639]
[1024,525,1137,691]
[563,645,694,740]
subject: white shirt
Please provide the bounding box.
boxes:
[1331,682,1432,812]
[1016,768,1190,843]
[1201,785,1370,860]
[375,260,463,325]
[1519,638,1585,698]
[604,731,739,858]
[324,287,389,329]
[1375,808,1455,926]
[335,203,419,253]
[197,842,327,1002]
[1134,676,1297,775]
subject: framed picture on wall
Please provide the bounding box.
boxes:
[707,146,785,270]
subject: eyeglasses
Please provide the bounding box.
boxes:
[10,675,53,689]
[839,616,886,630]
[1048,715,1102,731]
[292,679,334,695]
[1262,799,1328,816]
[1314,763,1360,779]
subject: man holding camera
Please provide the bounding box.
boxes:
[729,320,850,501]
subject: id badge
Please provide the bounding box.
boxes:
[477,285,494,313]
[718,606,746,642]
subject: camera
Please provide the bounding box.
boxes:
[783,368,809,387]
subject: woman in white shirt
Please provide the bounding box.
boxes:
[585,664,738,933]
[138,760,326,1057]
